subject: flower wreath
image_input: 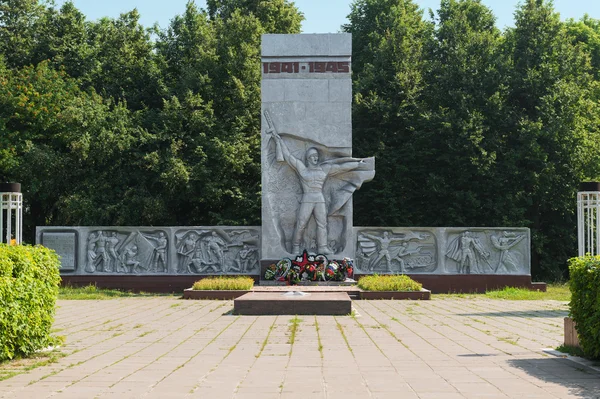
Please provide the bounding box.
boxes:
[264,250,354,284]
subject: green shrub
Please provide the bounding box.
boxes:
[358,274,422,292]
[192,276,254,291]
[0,244,61,361]
[568,255,600,359]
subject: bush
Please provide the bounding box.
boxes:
[192,276,254,291]
[0,244,61,361]
[568,255,600,359]
[358,274,422,292]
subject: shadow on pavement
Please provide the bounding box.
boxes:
[508,357,600,398]
[457,310,568,318]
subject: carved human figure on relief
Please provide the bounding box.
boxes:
[445,231,491,274]
[122,244,143,273]
[106,232,120,272]
[206,232,227,266]
[232,244,258,273]
[394,242,412,273]
[144,232,168,272]
[177,232,198,273]
[360,231,406,272]
[271,131,371,255]
[85,232,97,273]
[87,231,109,272]
[491,231,525,273]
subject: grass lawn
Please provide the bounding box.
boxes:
[58,285,178,300]
[0,350,64,382]
[433,283,570,301]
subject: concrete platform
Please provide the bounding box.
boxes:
[233,291,352,315]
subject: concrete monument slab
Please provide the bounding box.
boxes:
[261,34,375,260]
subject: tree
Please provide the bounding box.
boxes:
[565,15,600,80]
[345,0,432,225]
[86,10,165,110]
[0,0,45,67]
[206,0,303,33]
[31,2,95,81]
[0,61,148,236]
[417,0,506,226]
[501,0,600,279]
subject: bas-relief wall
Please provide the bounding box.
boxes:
[35,35,532,278]
[37,227,261,275]
[354,227,531,275]
[36,226,531,276]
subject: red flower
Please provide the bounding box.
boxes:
[326,269,334,276]
[347,267,353,276]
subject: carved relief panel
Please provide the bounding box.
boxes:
[444,229,529,275]
[84,229,168,274]
[174,229,260,274]
[355,229,437,273]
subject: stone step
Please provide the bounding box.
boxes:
[233,291,352,315]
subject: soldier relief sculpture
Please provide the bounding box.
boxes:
[175,229,259,274]
[445,230,527,274]
[356,230,436,273]
[85,230,168,273]
[264,110,375,255]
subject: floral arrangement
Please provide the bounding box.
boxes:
[264,250,354,284]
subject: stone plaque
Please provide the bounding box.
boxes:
[42,232,77,271]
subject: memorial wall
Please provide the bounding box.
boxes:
[36,34,533,289]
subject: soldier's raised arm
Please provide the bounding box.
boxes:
[273,134,305,173]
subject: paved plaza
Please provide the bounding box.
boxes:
[1,297,599,398]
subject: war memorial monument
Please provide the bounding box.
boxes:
[36,33,534,293]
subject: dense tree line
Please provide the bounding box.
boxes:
[1,0,599,279]
[347,0,600,280]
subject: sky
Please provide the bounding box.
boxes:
[55,0,600,33]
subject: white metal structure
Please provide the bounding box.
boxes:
[577,182,600,257]
[0,183,22,245]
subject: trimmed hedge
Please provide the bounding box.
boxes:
[0,244,61,361]
[358,274,423,292]
[568,255,600,359]
[192,276,254,291]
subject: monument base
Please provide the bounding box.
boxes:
[233,292,352,315]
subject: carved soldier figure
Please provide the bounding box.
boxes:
[85,232,97,273]
[177,232,198,273]
[122,244,143,273]
[394,242,410,273]
[205,232,227,266]
[446,231,490,274]
[106,232,120,272]
[145,232,168,272]
[234,244,258,273]
[92,231,109,272]
[272,132,367,255]
[360,231,406,272]
[491,231,525,273]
